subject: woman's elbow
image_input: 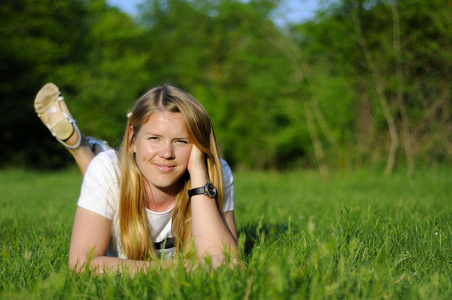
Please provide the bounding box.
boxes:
[68,253,86,272]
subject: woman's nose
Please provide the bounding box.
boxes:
[159,142,174,159]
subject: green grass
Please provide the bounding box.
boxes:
[0,167,451,299]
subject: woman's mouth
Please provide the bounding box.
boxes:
[153,163,176,173]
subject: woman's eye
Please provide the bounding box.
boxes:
[148,137,159,141]
[176,140,188,144]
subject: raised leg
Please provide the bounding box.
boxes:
[34,83,109,175]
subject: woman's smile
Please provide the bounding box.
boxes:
[153,162,176,173]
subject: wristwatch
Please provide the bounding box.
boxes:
[188,182,217,198]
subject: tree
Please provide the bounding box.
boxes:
[290,0,451,171]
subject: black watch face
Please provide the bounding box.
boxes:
[206,183,217,198]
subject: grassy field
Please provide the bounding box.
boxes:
[0,167,451,299]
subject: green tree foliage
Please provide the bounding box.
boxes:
[0,0,152,168]
[0,0,89,168]
[0,0,450,171]
[69,0,152,144]
[136,0,308,169]
[289,0,451,171]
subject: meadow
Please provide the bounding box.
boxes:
[0,167,451,299]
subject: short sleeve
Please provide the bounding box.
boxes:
[220,159,235,211]
[77,150,120,220]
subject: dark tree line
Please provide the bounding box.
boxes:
[1,0,450,172]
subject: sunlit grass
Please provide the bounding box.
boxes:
[0,167,451,299]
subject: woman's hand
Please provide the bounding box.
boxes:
[187,144,208,184]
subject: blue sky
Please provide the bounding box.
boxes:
[107,0,321,25]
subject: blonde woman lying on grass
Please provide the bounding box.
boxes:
[34,83,238,273]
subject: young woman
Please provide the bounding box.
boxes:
[34,83,238,273]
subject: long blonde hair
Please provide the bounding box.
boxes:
[118,85,224,259]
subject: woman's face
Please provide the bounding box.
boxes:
[132,111,192,195]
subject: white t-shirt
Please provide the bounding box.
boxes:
[77,150,235,259]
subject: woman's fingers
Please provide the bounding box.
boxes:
[187,144,208,181]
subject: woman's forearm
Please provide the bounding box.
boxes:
[190,195,238,258]
[186,146,238,260]
[189,171,238,259]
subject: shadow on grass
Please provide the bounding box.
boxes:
[238,221,290,259]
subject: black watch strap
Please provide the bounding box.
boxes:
[188,182,217,198]
[188,186,205,197]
